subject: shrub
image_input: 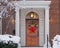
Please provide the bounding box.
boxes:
[0,41,18,48]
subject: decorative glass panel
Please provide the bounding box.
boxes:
[26,12,39,19]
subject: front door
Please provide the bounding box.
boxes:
[26,19,39,46]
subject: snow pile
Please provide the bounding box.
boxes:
[43,41,51,48]
[53,35,60,48]
[0,34,20,44]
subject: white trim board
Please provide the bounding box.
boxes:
[12,1,51,8]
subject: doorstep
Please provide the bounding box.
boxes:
[21,47,43,48]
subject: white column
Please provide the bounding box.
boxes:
[0,16,2,34]
[15,7,20,36]
[45,7,49,43]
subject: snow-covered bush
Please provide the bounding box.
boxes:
[52,35,60,48]
[0,41,18,48]
[0,34,20,48]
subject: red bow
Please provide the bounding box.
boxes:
[29,26,36,33]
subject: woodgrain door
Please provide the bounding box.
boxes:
[26,19,39,46]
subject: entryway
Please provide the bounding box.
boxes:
[26,12,39,46]
[13,1,51,47]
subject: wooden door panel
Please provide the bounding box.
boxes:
[26,19,39,46]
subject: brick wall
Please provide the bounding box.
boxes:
[49,0,60,45]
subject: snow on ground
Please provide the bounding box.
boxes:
[53,35,60,48]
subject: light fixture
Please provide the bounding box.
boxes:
[31,12,34,18]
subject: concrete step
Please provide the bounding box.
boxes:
[21,47,43,48]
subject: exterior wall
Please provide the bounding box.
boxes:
[19,8,45,46]
[2,16,15,35]
[49,0,60,45]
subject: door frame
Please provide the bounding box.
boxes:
[12,1,51,46]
